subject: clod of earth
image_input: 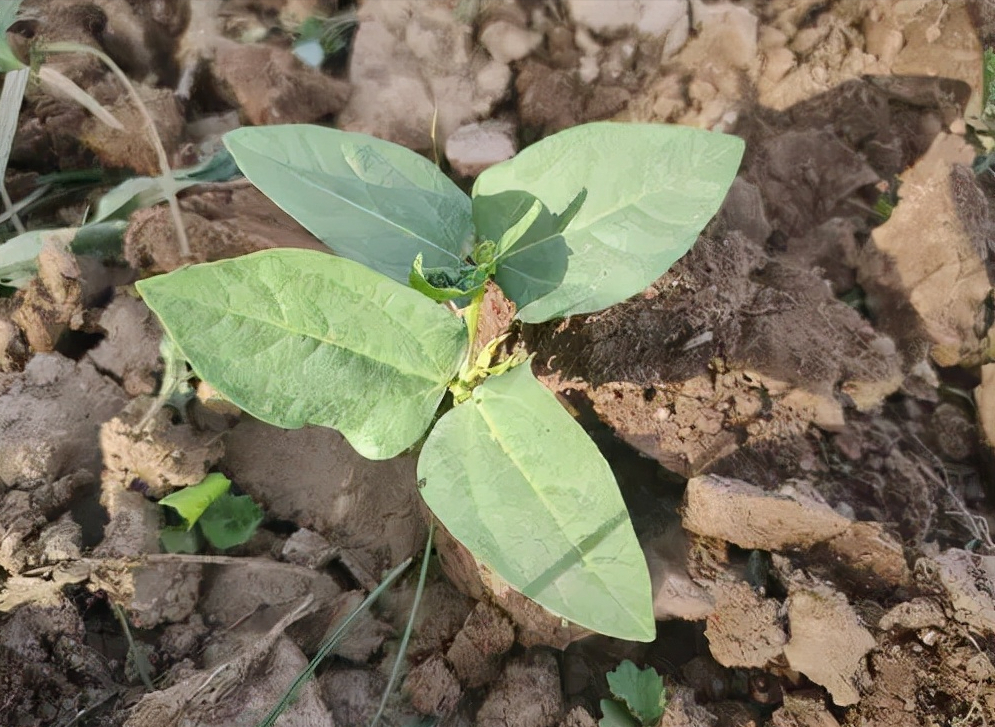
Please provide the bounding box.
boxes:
[781,581,876,706]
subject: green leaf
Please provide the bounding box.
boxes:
[599,700,640,727]
[984,49,995,121]
[408,253,484,305]
[0,222,126,289]
[0,0,25,72]
[471,190,574,310]
[137,248,468,460]
[159,526,202,554]
[473,122,744,322]
[606,661,667,726]
[158,472,232,529]
[90,148,238,224]
[199,493,264,549]
[418,363,654,641]
[223,125,474,285]
[0,228,75,288]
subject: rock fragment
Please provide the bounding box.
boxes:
[922,549,995,636]
[476,650,563,727]
[480,19,542,64]
[683,475,851,550]
[446,602,515,688]
[878,598,946,632]
[567,0,689,42]
[782,583,875,706]
[445,120,517,177]
[857,134,992,367]
[0,354,127,488]
[405,654,462,717]
[771,692,842,727]
[339,0,510,150]
[705,581,786,668]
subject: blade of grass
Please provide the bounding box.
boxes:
[39,41,191,259]
[255,556,413,727]
[369,520,435,727]
[0,67,30,233]
[36,66,124,130]
[112,603,154,691]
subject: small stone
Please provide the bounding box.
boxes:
[567,0,689,39]
[445,121,518,177]
[879,598,946,632]
[282,528,336,569]
[480,20,542,64]
[782,583,875,706]
[683,475,852,550]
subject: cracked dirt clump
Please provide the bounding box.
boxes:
[100,397,226,498]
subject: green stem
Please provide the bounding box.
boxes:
[460,286,486,378]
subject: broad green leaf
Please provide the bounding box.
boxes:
[224,125,474,284]
[418,363,654,641]
[159,473,232,530]
[599,700,640,727]
[137,248,468,459]
[606,661,667,726]
[473,122,744,322]
[199,493,264,549]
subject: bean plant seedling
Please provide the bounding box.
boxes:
[136,122,743,641]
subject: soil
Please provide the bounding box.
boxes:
[2,0,995,725]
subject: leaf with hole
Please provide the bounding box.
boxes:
[199,493,264,549]
[137,248,468,459]
[418,363,655,641]
[224,125,474,285]
[473,122,744,322]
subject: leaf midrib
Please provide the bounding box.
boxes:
[239,138,465,266]
[160,292,459,386]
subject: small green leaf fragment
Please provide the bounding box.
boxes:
[158,473,232,530]
[599,699,640,727]
[159,526,202,554]
[199,493,264,549]
[984,49,995,120]
[409,253,483,304]
[0,0,25,71]
[494,197,543,257]
[606,661,667,726]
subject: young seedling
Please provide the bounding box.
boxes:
[600,660,668,727]
[136,121,743,641]
[158,472,263,553]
